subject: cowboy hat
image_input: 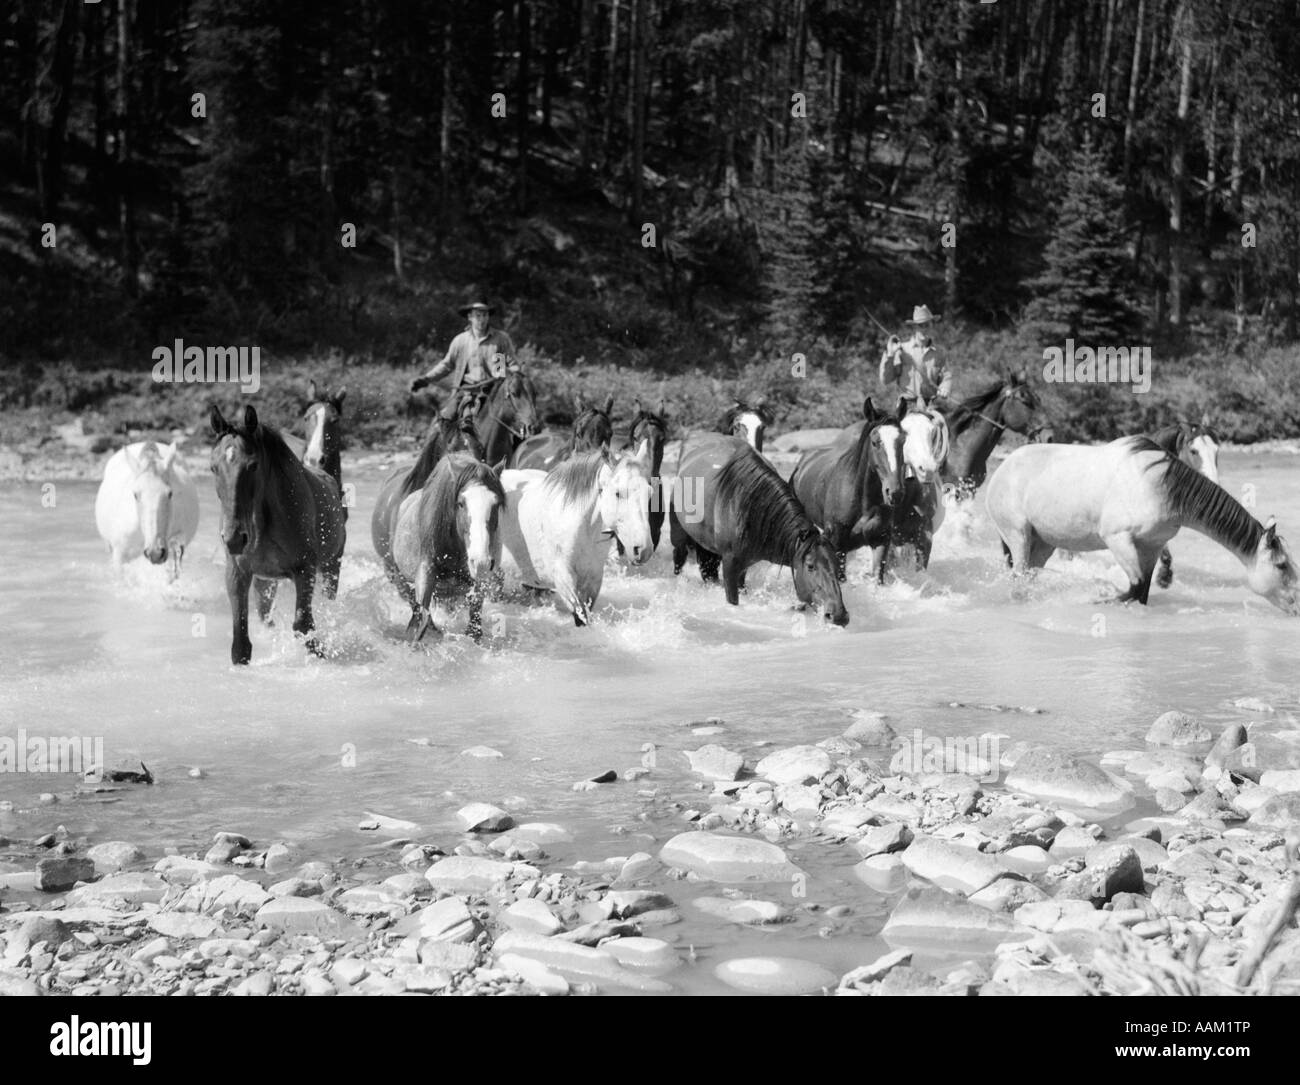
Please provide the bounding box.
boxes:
[905,305,940,324]
[458,299,494,317]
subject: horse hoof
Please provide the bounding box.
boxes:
[1156,569,1173,589]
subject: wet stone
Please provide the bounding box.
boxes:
[714,956,837,995]
[1145,711,1211,747]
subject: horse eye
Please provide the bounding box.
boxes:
[167,489,174,498]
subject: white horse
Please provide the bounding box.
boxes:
[94,441,200,581]
[889,407,951,569]
[499,444,654,625]
[986,436,1299,612]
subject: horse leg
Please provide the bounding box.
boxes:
[321,553,342,600]
[721,555,743,606]
[255,577,278,624]
[1105,533,1154,605]
[1027,535,1055,569]
[1156,546,1174,589]
[410,562,440,643]
[291,566,323,655]
[668,499,689,575]
[226,562,253,666]
[465,587,485,643]
[697,549,721,584]
[871,544,888,584]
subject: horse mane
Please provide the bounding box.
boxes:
[542,449,611,509]
[944,379,1006,435]
[1132,437,1262,558]
[249,421,303,477]
[714,446,816,564]
[401,425,451,499]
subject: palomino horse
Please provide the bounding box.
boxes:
[1150,418,1222,589]
[986,436,1299,612]
[717,396,775,452]
[372,397,486,609]
[941,373,1040,497]
[95,441,200,581]
[210,405,347,664]
[670,432,848,625]
[509,394,614,470]
[790,396,906,583]
[626,398,671,552]
[889,406,951,570]
[499,445,654,625]
[389,453,506,642]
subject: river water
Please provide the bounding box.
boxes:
[2,443,1298,993]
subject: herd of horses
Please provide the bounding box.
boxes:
[92,370,1299,666]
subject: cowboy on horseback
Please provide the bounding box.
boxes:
[410,299,517,420]
[879,304,952,412]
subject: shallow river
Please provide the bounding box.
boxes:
[2,445,1298,993]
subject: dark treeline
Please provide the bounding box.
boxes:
[3,0,1300,366]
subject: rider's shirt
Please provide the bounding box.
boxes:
[422,328,516,389]
[880,333,951,402]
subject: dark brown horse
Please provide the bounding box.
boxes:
[670,432,847,624]
[389,453,506,642]
[790,397,907,583]
[626,397,670,552]
[461,370,542,467]
[940,373,1039,499]
[509,394,614,470]
[209,404,347,665]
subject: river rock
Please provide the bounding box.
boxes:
[336,885,405,917]
[714,956,837,995]
[12,915,73,954]
[1249,793,1300,831]
[1233,697,1273,713]
[146,913,225,940]
[1150,883,1201,921]
[839,949,913,988]
[776,784,823,815]
[882,887,1035,951]
[614,852,659,883]
[503,898,562,935]
[1006,749,1133,809]
[511,823,574,845]
[692,896,788,926]
[968,879,1048,912]
[456,803,514,833]
[1118,835,1168,871]
[35,857,95,892]
[179,874,274,917]
[417,940,478,974]
[658,832,800,883]
[844,711,896,746]
[998,846,1050,876]
[394,897,479,942]
[262,843,298,874]
[496,953,569,995]
[493,931,671,993]
[820,806,878,835]
[66,872,166,906]
[1014,900,1106,933]
[1259,770,1300,794]
[601,937,679,974]
[154,856,225,885]
[254,897,358,937]
[685,745,745,781]
[854,823,913,859]
[900,836,1005,896]
[1205,723,1250,767]
[608,890,675,918]
[233,972,275,996]
[1059,843,1144,903]
[1232,784,1277,816]
[755,745,833,785]
[205,841,243,864]
[461,746,504,759]
[853,854,908,893]
[1145,711,1211,747]
[865,795,924,824]
[424,856,514,893]
[1049,825,1099,858]
[86,842,145,874]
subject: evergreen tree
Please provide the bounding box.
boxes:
[1023,139,1140,342]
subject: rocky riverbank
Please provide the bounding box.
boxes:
[2,706,1297,997]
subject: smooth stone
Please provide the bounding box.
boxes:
[213,832,252,848]
[865,796,924,823]
[336,885,405,917]
[968,879,1048,912]
[331,958,368,987]
[685,744,745,781]
[600,937,679,974]
[691,896,789,926]
[1014,900,1106,933]
[154,857,225,885]
[854,823,913,858]
[511,823,574,845]
[456,803,514,833]
[178,874,274,917]
[853,854,908,894]
[1004,749,1133,809]
[843,712,896,746]
[497,953,569,995]
[658,832,800,883]
[34,857,95,892]
[714,956,837,995]
[754,745,833,786]
[205,841,242,864]
[381,872,429,899]
[393,897,478,942]
[1145,711,1211,747]
[820,807,878,835]
[1080,843,1145,900]
[1118,836,1168,871]
[1147,770,1197,793]
[300,971,336,996]
[881,887,1035,951]
[146,913,225,940]
[614,852,659,883]
[232,972,275,996]
[268,878,318,898]
[998,845,1050,876]
[492,932,671,993]
[417,940,478,974]
[1249,793,1300,831]
[775,784,823,815]
[1205,724,1250,768]
[254,898,359,937]
[424,856,514,893]
[900,836,1004,896]
[502,898,562,936]
[461,746,504,759]
[1259,770,1300,794]
[86,842,146,874]
[262,844,299,874]
[66,872,166,905]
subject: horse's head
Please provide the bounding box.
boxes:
[598,443,655,565]
[863,397,906,506]
[792,528,849,627]
[302,381,345,473]
[628,397,669,474]
[901,406,950,482]
[1180,418,1221,485]
[209,403,265,555]
[1247,519,1300,615]
[571,393,615,452]
[999,371,1040,435]
[452,456,507,582]
[127,441,180,564]
[720,395,775,452]
[495,369,541,439]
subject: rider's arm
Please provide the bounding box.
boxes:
[879,337,901,385]
[411,338,458,391]
[933,359,952,399]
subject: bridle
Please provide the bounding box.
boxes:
[462,376,534,441]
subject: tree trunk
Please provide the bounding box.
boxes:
[38,0,80,221]
[1123,0,1145,177]
[116,0,138,295]
[1168,18,1192,326]
[516,0,531,213]
[629,0,648,224]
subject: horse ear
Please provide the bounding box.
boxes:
[160,441,179,470]
[492,457,508,476]
[894,397,908,422]
[862,396,876,422]
[602,394,614,417]
[308,379,319,402]
[332,387,347,412]
[656,397,666,419]
[237,405,258,436]
[1200,409,1211,428]
[631,397,642,416]
[209,404,228,437]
